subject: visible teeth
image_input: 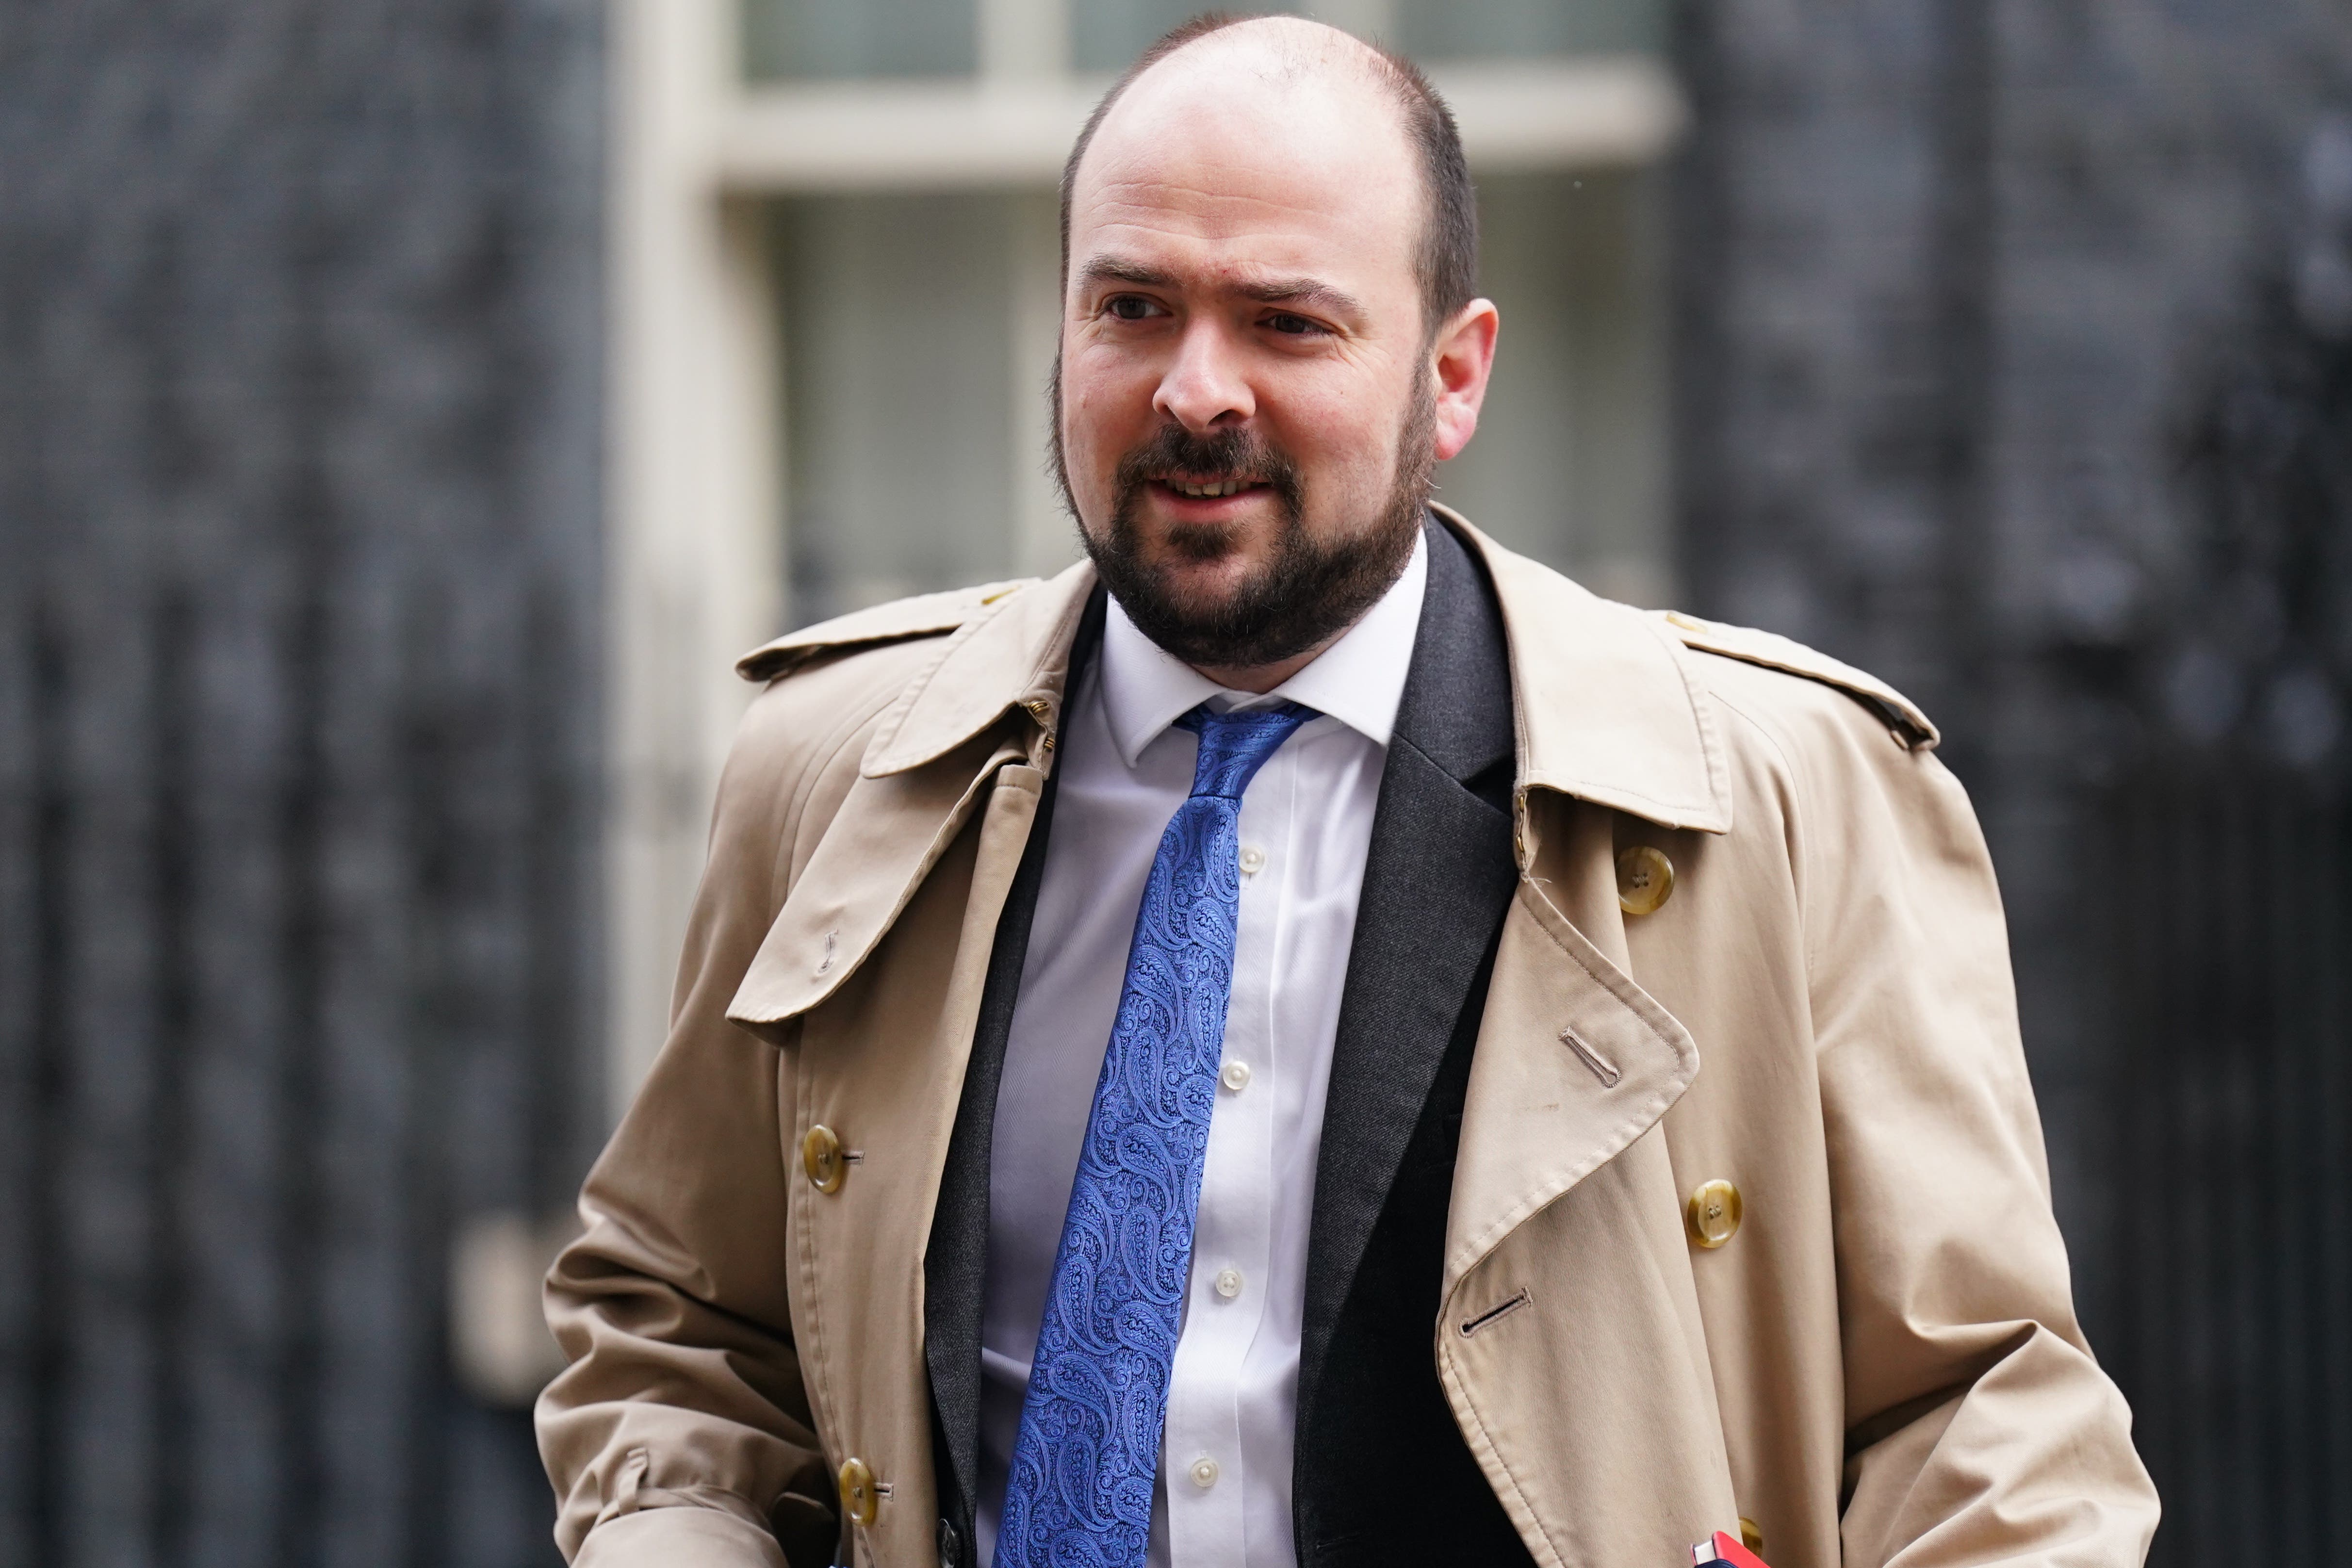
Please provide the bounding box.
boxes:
[1172,477,1249,498]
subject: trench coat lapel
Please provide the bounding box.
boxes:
[1429,507,1730,1295]
[921,590,1104,1547]
[723,568,1095,1568]
[1427,822,1737,1568]
[1429,514,1744,1566]
[1297,518,1519,1427]
[727,571,1094,1038]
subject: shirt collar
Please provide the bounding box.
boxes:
[1098,525,1429,769]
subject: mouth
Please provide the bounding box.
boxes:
[1155,472,1268,500]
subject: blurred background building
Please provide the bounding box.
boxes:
[1,0,2347,1564]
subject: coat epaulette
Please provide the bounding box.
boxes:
[735,578,1037,684]
[1653,608,1940,751]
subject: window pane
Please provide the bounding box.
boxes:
[1391,0,1663,60]
[1434,170,1671,605]
[1072,0,1306,73]
[743,0,976,81]
[1068,0,1664,70]
[774,193,1069,627]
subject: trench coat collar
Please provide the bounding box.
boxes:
[860,507,1734,835]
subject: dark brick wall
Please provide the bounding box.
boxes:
[1676,0,2352,1558]
[0,5,604,1565]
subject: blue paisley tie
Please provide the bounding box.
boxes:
[996,700,1315,1568]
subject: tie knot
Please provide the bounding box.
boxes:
[1177,701,1315,800]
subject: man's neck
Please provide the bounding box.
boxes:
[1187,639,1340,695]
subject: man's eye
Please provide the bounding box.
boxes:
[1266,312,1322,335]
[1105,295,1160,321]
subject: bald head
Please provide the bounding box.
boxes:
[1060,15,1477,336]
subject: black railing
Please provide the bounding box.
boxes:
[2097,774,2352,1567]
[0,4,605,1565]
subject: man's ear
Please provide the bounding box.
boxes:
[1430,298,1501,462]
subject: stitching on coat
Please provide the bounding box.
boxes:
[1520,878,1681,1041]
[1525,769,1718,821]
[1706,684,1823,1039]
[1558,1027,1620,1087]
[1449,1087,1676,1286]
[1459,1288,1532,1337]
[1662,618,1738,830]
[776,670,919,909]
[1442,880,1696,1291]
[635,1484,781,1531]
[1438,1344,1570,1568]
[759,737,1025,1024]
[857,604,993,766]
[867,574,1092,775]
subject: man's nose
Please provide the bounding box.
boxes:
[1152,319,1255,434]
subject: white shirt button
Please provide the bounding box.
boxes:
[1213,1267,1243,1299]
[1219,1060,1252,1093]
[1237,844,1266,875]
[1189,1456,1220,1489]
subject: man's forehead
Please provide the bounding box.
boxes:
[1068,30,1421,278]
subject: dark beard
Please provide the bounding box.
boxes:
[1059,385,1436,671]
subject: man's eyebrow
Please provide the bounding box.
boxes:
[1077,258,1178,290]
[1074,258,1366,320]
[1229,276,1364,318]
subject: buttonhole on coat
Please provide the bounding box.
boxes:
[843,1150,864,1163]
[1559,1027,1620,1087]
[1460,1288,1531,1338]
[874,1483,893,1498]
[816,929,837,977]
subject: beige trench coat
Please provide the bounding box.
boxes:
[538,511,2159,1568]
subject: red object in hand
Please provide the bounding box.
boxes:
[1691,1531,1772,1568]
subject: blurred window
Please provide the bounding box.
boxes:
[744,0,977,79]
[736,0,1675,627]
[775,194,1039,622]
[1436,170,1668,609]
[742,0,1666,78]
[1391,0,1663,60]
[1071,0,1308,74]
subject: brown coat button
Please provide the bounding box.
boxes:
[838,1456,879,1526]
[1686,1178,1742,1248]
[1617,845,1675,915]
[803,1125,846,1193]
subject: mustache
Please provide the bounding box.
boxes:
[1076,383,1437,671]
[1112,424,1306,531]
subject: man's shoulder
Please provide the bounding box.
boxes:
[1648,608,1941,757]
[722,577,1043,799]
[735,578,1038,684]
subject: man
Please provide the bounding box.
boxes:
[538,16,2159,1568]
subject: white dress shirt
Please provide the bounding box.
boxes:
[975,531,1428,1568]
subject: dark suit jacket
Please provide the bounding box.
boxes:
[924,519,1536,1568]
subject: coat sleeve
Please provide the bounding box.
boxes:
[534,689,848,1568]
[1791,702,2160,1568]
